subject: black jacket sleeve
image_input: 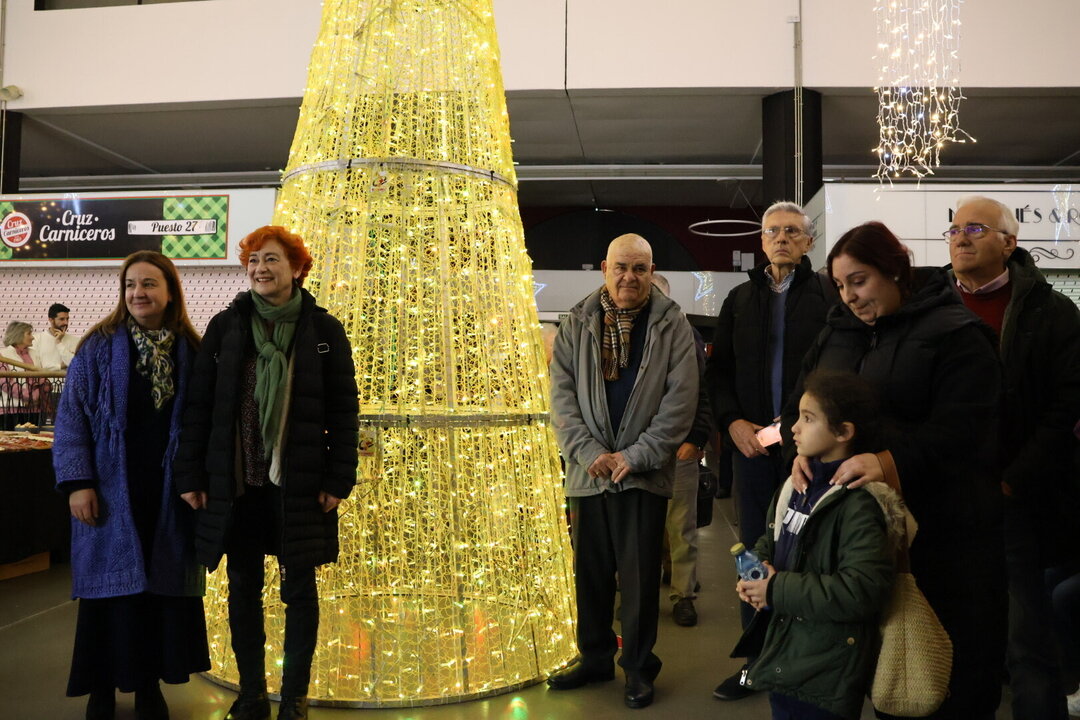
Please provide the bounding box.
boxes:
[174,312,226,495]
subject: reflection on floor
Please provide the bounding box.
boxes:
[3,497,1017,719]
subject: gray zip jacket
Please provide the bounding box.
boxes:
[551,286,699,498]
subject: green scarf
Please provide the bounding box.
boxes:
[127,317,176,410]
[251,289,302,458]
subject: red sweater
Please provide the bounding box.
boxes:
[958,282,1011,337]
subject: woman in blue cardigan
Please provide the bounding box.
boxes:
[53,251,209,720]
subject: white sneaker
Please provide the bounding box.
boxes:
[1067,685,1080,717]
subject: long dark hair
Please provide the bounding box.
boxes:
[802,369,883,456]
[82,251,201,349]
[827,221,914,299]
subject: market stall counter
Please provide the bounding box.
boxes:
[0,431,69,574]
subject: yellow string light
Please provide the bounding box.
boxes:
[201,0,577,706]
[873,0,973,180]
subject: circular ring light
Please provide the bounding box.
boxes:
[688,219,761,237]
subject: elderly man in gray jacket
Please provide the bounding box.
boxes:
[547,233,699,710]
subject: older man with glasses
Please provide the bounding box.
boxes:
[705,201,837,702]
[946,195,1080,720]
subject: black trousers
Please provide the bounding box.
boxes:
[225,484,319,697]
[568,489,668,679]
[1005,502,1069,720]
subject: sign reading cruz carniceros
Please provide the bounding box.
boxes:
[0,194,229,262]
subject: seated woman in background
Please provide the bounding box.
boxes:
[0,320,48,428]
[52,251,209,720]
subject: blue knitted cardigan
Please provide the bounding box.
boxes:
[52,325,205,599]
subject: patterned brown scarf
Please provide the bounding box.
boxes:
[599,286,647,381]
[127,317,176,410]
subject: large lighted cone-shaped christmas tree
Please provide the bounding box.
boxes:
[201,0,577,707]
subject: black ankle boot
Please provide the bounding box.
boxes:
[277,696,308,720]
[85,688,115,720]
[225,691,271,720]
[134,681,169,720]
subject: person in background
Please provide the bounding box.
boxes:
[547,233,698,710]
[1,320,47,428]
[1,320,41,368]
[705,200,836,701]
[36,303,80,369]
[652,272,714,628]
[175,225,359,720]
[785,221,1006,719]
[52,251,208,720]
[738,370,898,720]
[945,195,1080,720]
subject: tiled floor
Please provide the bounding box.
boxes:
[3,497,1021,719]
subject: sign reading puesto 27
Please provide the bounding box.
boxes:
[0,194,229,261]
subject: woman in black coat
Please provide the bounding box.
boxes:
[175,226,358,720]
[783,222,1006,720]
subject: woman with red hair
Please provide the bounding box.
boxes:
[176,226,358,720]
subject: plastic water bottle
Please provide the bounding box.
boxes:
[731,543,768,581]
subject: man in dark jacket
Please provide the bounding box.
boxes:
[705,201,835,701]
[652,273,715,628]
[947,195,1080,720]
[548,234,698,710]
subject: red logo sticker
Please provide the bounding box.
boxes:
[0,212,32,248]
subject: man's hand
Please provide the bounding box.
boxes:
[736,562,776,610]
[181,491,207,510]
[728,419,767,458]
[588,452,633,483]
[70,488,99,526]
[318,491,341,513]
[49,327,63,339]
[830,453,884,489]
[676,442,703,461]
[609,451,633,483]
[588,453,617,479]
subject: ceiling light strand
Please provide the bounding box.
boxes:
[873,0,974,180]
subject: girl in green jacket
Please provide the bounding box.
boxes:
[735,370,904,720]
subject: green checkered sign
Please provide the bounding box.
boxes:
[160,195,228,259]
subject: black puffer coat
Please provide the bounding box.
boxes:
[784,267,1006,719]
[707,256,836,436]
[175,289,359,570]
[955,247,1080,567]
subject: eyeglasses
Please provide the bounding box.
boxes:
[762,225,806,238]
[941,223,1011,242]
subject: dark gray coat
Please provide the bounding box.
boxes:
[550,286,698,498]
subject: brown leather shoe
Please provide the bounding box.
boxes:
[673,597,698,626]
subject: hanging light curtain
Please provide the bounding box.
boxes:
[873,0,973,179]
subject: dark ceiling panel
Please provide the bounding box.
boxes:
[10,87,1080,207]
[569,90,762,164]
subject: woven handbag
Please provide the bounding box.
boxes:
[870,451,953,716]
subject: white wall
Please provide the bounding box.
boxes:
[5,0,1079,112]
[811,183,1080,269]
[803,0,1080,87]
[566,1,798,89]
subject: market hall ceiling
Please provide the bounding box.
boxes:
[16,87,1080,208]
